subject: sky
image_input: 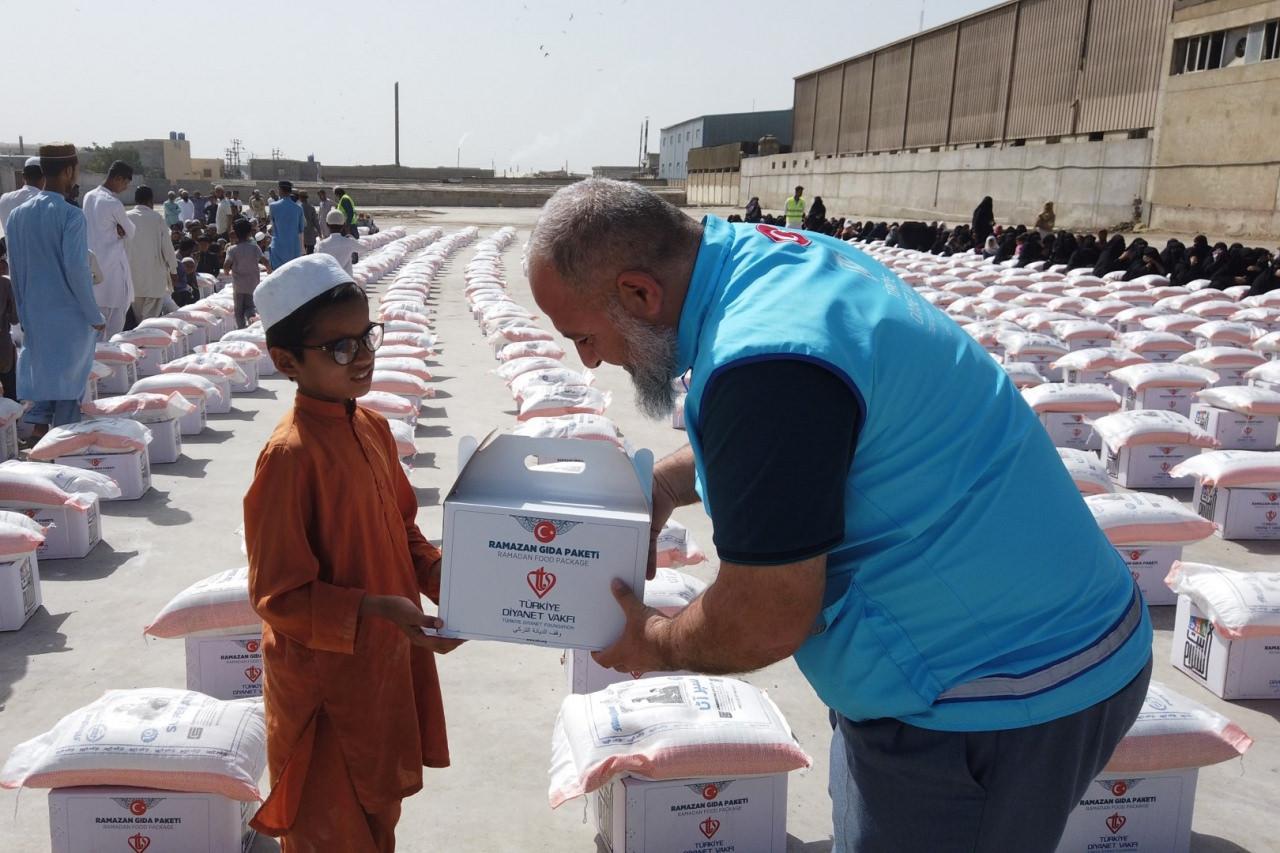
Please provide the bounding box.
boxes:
[2,0,995,174]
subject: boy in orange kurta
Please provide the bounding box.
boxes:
[244,254,462,852]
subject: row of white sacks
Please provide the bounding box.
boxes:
[0,227,483,851]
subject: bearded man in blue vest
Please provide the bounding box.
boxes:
[527,179,1152,853]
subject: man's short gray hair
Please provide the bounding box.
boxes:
[529,178,697,291]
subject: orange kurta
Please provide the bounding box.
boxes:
[244,393,448,841]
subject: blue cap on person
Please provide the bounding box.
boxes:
[255,254,353,331]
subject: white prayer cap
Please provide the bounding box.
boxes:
[255,232,267,241]
[325,209,345,225]
[255,254,353,331]
[180,256,195,265]
[24,157,40,168]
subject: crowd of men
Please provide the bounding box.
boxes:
[738,187,1280,297]
[0,144,378,433]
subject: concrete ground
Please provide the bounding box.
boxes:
[1,206,1276,853]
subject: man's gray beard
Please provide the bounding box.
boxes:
[606,301,680,419]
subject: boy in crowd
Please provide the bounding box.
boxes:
[193,233,222,277]
[222,219,271,328]
[244,254,460,850]
[174,255,199,307]
[314,209,361,275]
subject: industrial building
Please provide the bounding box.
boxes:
[113,134,224,183]
[694,0,1280,238]
[658,109,792,181]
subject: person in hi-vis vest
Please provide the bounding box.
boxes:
[784,185,806,228]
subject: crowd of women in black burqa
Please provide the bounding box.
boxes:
[733,194,1280,297]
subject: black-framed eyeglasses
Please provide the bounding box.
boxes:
[299,322,383,365]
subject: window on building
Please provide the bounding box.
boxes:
[1264,19,1280,61]
[1173,30,1226,74]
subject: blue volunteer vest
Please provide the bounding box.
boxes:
[678,217,1151,732]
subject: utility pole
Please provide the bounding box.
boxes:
[394,82,401,167]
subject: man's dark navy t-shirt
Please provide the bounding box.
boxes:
[695,359,860,565]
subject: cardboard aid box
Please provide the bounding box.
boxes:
[1171,594,1280,699]
[204,376,232,415]
[256,351,277,377]
[98,360,138,396]
[0,419,18,462]
[1190,403,1279,450]
[0,551,41,631]
[1118,545,1180,606]
[0,498,102,560]
[134,345,168,377]
[1194,481,1280,540]
[1039,412,1101,451]
[229,359,259,394]
[143,417,182,465]
[1123,385,1195,418]
[1009,352,1063,382]
[1054,768,1197,853]
[564,649,696,694]
[49,786,257,853]
[178,396,208,436]
[438,434,652,650]
[185,629,265,700]
[54,449,151,501]
[592,774,788,853]
[1104,442,1199,489]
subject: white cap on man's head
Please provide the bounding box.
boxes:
[24,157,39,168]
[255,254,353,331]
[325,209,346,225]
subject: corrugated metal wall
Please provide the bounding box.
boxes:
[905,27,959,148]
[837,57,874,154]
[792,75,818,153]
[790,0,1172,153]
[1005,0,1090,139]
[813,66,845,155]
[1078,0,1173,133]
[949,4,1018,144]
[868,42,912,151]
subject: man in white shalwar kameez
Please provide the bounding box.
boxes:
[0,159,45,237]
[82,160,136,339]
[125,185,178,320]
[4,144,104,430]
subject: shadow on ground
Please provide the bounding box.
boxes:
[0,609,71,710]
[38,544,138,581]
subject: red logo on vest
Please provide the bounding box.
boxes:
[1105,813,1127,834]
[527,567,556,598]
[756,223,811,247]
[700,818,721,839]
[128,834,152,853]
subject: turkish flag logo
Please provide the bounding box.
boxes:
[533,520,557,543]
[128,834,152,853]
[702,784,719,800]
[1129,550,1143,561]
[1106,813,1127,834]
[245,640,259,653]
[1267,493,1278,502]
[244,665,263,683]
[527,567,556,598]
[89,457,102,468]
[129,800,148,816]
[1110,781,1128,797]
[756,223,811,247]
[700,818,721,839]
